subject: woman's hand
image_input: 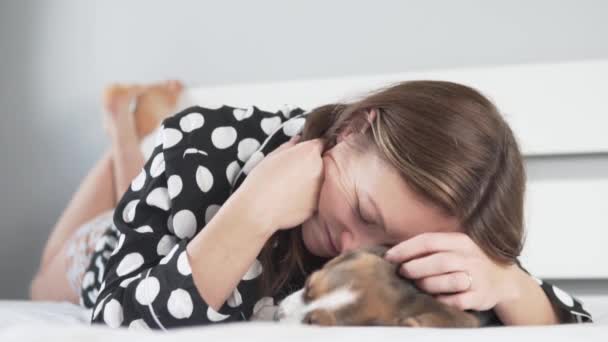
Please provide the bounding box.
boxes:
[384,232,521,311]
[236,135,325,232]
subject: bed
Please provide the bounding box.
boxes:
[2,59,607,339]
[0,296,607,340]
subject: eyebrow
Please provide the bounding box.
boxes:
[363,192,387,232]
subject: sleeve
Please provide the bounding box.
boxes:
[516,261,593,324]
[91,104,304,330]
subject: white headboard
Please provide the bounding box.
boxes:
[178,59,608,279]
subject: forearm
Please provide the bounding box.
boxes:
[494,266,561,325]
[186,189,275,310]
[110,134,145,201]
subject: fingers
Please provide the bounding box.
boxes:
[435,292,477,311]
[267,135,326,160]
[385,232,472,264]
[399,252,466,279]
[415,271,472,294]
[267,135,300,158]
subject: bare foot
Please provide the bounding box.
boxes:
[102,83,143,143]
[133,80,184,138]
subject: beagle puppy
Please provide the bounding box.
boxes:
[276,246,480,327]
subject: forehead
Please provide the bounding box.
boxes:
[354,151,460,239]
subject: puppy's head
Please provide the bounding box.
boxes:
[277,246,479,328]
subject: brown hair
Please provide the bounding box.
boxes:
[259,80,526,296]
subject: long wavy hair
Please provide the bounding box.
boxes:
[258,80,526,297]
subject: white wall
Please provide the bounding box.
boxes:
[0,0,607,299]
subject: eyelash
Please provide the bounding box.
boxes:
[356,200,372,225]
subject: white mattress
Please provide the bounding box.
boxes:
[0,297,607,341]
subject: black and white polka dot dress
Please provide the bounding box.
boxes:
[80,105,593,329]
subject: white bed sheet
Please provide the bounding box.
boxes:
[1,297,606,341]
[1,321,608,342]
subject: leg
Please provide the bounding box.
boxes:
[31,80,184,303]
[38,150,116,271]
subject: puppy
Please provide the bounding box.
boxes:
[276,246,480,327]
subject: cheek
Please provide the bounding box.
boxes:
[318,178,354,230]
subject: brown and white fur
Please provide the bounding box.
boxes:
[276,246,480,328]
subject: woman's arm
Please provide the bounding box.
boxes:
[187,188,275,310]
[93,106,289,329]
[493,265,560,325]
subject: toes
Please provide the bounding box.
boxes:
[166,80,184,94]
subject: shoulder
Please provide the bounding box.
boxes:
[157,105,305,152]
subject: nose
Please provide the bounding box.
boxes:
[339,230,360,253]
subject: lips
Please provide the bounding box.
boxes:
[321,218,339,256]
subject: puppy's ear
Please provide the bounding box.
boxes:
[398,311,480,328]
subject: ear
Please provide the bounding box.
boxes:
[337,109,377,143]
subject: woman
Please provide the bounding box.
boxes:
[32,80,592,329]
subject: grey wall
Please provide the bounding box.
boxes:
[1,0,607,299]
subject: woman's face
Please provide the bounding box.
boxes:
[301,133,461,258]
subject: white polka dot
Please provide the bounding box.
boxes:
[135,276,160,305]
[159,244,180,265]
[282,117,306,137]
[196,166,214,193]
[237,138,261,162]
[226,161,241,185]
[233,107,254,121]
[173,210,197,239]
[103,299,124,328]
[135,225,153,233]
[167,289,193,319]
[207,307,230,322]
[168,175,183,199]
[98,281,106,294]
[157,235,177,256]
[177,251,191,276]
[119,274,141,288]
[205,204,221,224]
[82,271,95,289]
[131,169,146,191]
[122,200,139,223]
[280,104,297,118]
[553,285,574,307]
[146,187,171,211]
[163,128,183,149]
[253,297,274,314]
[111,234,125,256]
[128,318,150,330]
[116,253,144,277]
[242,151,265,175]
[211,126,237,149]
[251,297,276,321]
[93,294,110,320]
[179,113,205,132]
[150,153,166,178]
[261,116,282,135]
[154,125,164,147]
[242,259,263,280]
[183,148,209,158]
[227,288,242,308]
